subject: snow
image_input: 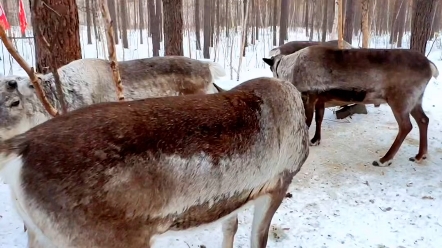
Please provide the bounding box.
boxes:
[1,26,442,248]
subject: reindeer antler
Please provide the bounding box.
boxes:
[0,25,58,117]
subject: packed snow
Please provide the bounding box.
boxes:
[0,27,441,248]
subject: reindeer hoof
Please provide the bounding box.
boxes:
[372,159,392,167]
[409,155,427,163]
[309,140,320,146]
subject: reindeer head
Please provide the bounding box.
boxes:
[0,75,41,140]
[262,55,283,78]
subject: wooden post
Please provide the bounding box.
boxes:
[100,0,124,101]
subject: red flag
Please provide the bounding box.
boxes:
[19,0,27,35]
[0,3,10,30]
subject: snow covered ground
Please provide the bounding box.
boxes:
[0,27,441,248]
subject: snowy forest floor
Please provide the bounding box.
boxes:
[0,28,441,248]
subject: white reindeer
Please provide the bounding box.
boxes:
[0,56,227,141]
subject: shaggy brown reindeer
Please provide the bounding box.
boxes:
[0,77,309,248]
[263,46,439,167]
[268,39,353,56]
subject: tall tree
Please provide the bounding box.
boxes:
[203,0,211,58]
[343,0,355,43]
[321,0,329,42]
[149,0,161,56]
[410,0,437,54]
[162,0,184,56]
[279,0,288,45]
[195,0,201,50]
[361,0,370,47]
[30,0,82,73]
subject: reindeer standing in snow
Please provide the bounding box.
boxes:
[0,77,309,248]
[0,56,227,141]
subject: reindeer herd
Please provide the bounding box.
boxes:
[0,38,438,248]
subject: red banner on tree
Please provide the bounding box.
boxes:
[19,0,27,35]
[0,3,10,30]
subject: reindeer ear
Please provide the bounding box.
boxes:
[262,58,274,67]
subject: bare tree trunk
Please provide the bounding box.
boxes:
[30,0,82,73]
[361,0,370,47]
[304,0,309,37]
[107,0,118,44]
[321,0,329,42]
[397,0,408,47]
[332,0,339,39]
[149,0,161,56]
[309,0,316,41]
[139,0,145,44]
[162,0,183,56]
[203,0,211,58]
[344,0,355,43]
[338,0,344,47]
[119,0,129,48]
[86,0,93,44]
[279,0,288,45]
[195,0,201,50]
[410,0,437,54]
[272,0,277,46]
[156,0,163,41]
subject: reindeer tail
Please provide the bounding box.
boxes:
[429,60,439,79]
[204,61,226,80]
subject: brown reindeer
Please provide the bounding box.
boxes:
[263,46,439,167]
[268,39,353,56]
[0,77,309,248]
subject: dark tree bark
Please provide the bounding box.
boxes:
[149,0,160,56]
[321,0,329,42]
[304,0,309,37]
[410,0,437,54]
[203,0,211,58]
[343,0,355,43]
[85,0,92,44]
[272,0,277,46]
[139,0,144,44]
[225,0,229,37]
[156,0,163,41]
[162,0,183,56]
[195,0,201,50]
[30,0,82,73]
[119,0,129,48]
[279,0,288,46]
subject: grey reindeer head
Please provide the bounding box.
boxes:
[0,75,39,140]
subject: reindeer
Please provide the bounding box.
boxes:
[0,77,309,248]
[268,39,353,56]
[0,56,227,141]
[262,45,439,167]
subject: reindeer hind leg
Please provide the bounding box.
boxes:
[409,102,429,162]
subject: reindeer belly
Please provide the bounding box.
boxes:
[169,188,256,230]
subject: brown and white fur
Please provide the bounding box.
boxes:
[268,39,353,57]
[0,56,226,141]
[0,77,309,248]
[263,45,439,167]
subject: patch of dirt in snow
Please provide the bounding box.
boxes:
[1,86,441,248]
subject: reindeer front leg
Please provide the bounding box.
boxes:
[221,215,239,248]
